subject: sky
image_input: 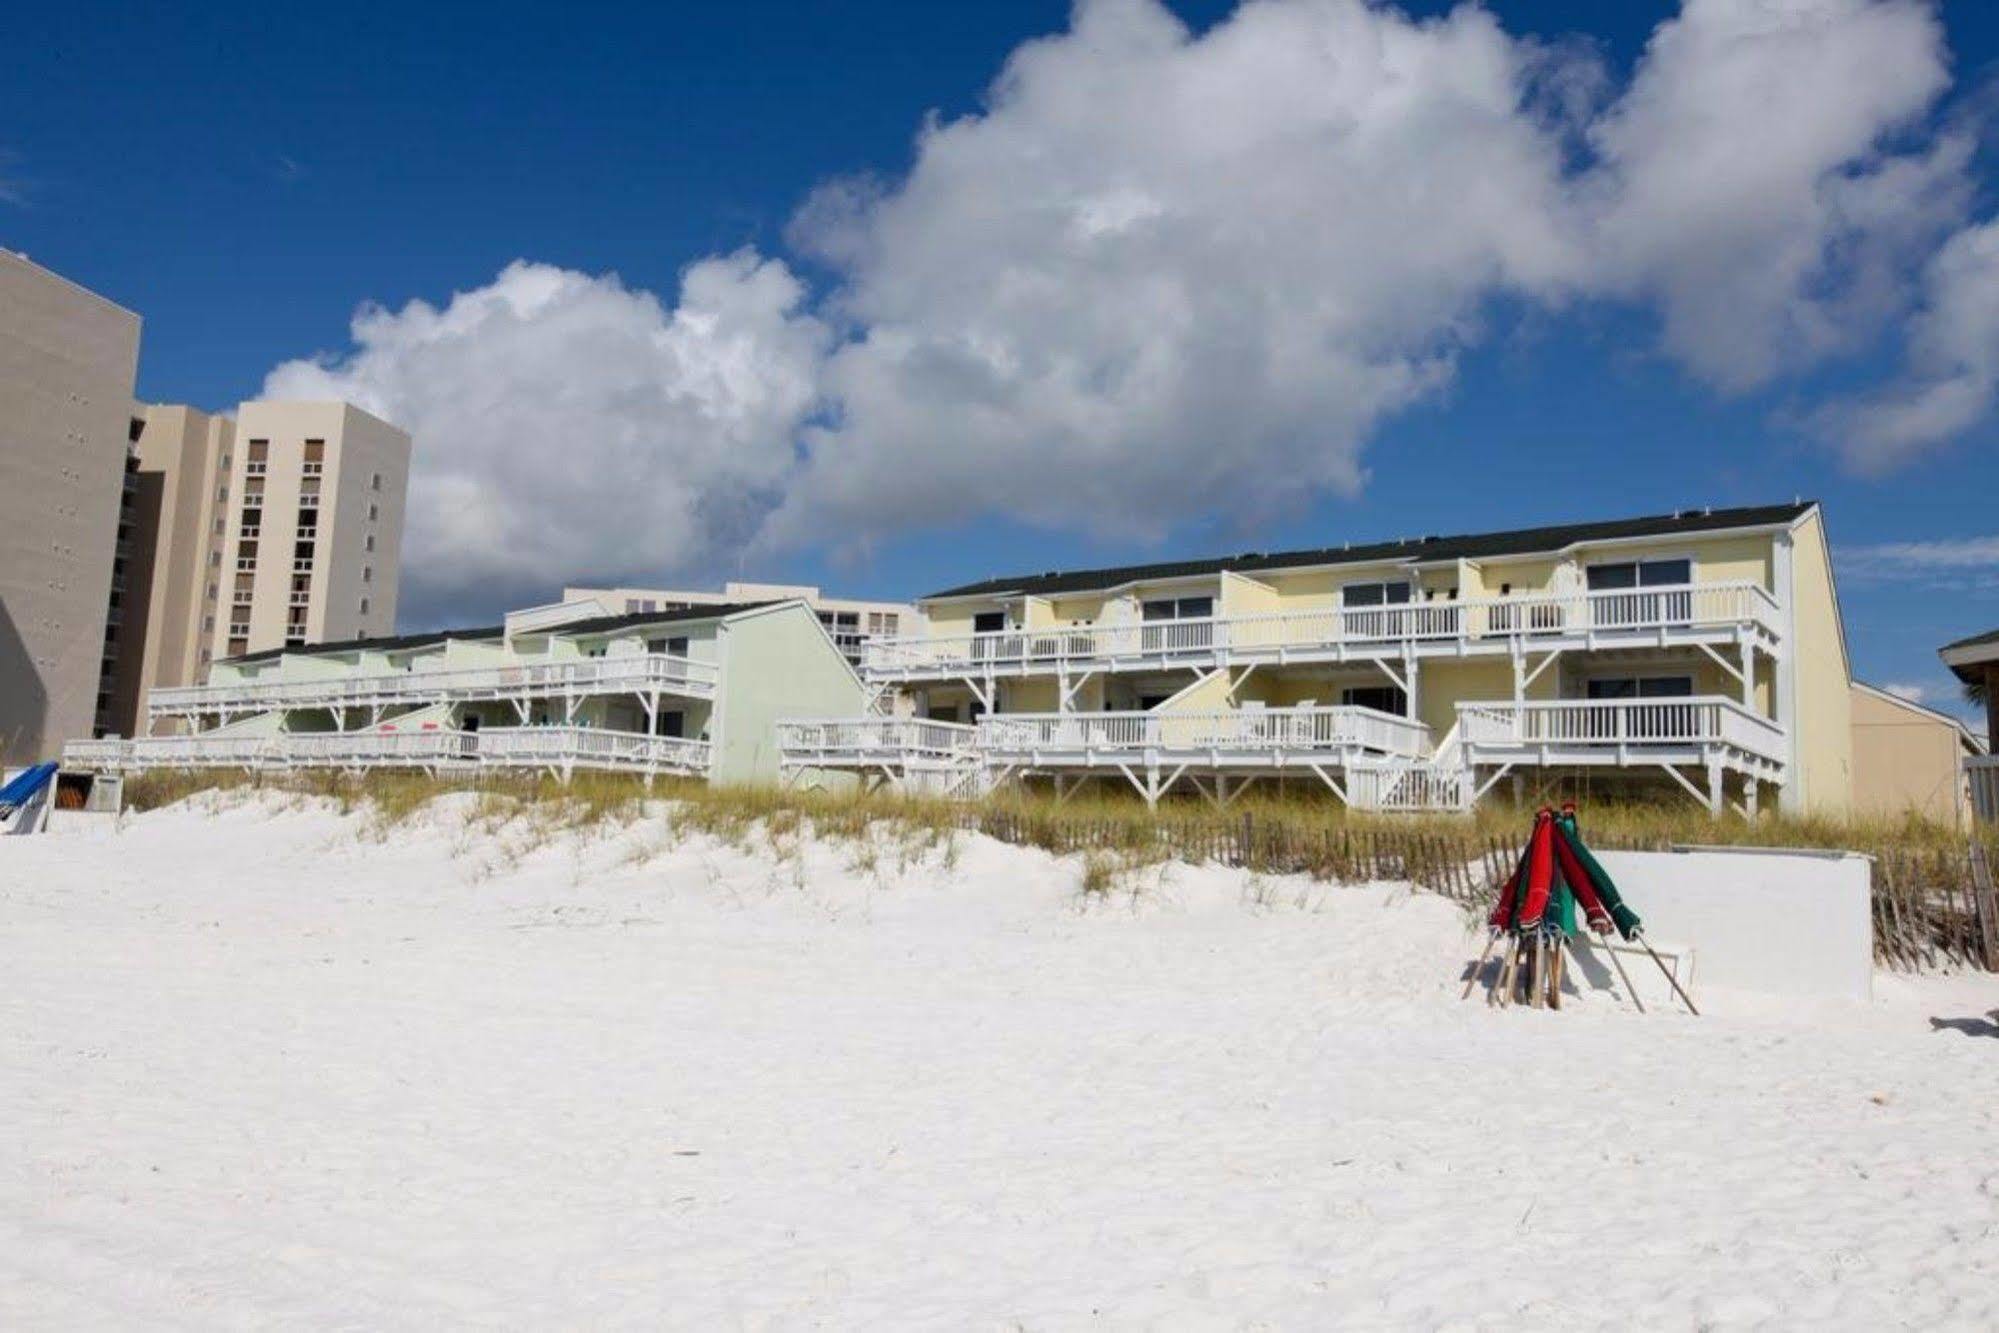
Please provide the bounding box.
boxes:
[4,0,1997,718]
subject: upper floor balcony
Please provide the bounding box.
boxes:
[861,582,1781,682]
[148,652,719,722]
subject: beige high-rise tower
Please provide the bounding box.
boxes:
[91,405,237,736]
[211,402,410,661]
[0,250,142,764]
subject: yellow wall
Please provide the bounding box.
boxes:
[1220,572,1280,617]
[1789,511,1854,812]
[1849,684,1971,825]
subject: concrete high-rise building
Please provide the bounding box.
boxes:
[211,401,410,661]
[91,405,237,736]
[0,250,142,764]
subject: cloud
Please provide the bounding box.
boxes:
[262,254,827,621]
[772,0,1968,546]
[1838,534,1999,597]
[262,0,1986,615]
[1816,219,1999,469]
[769,0,1589,546]
[1583,0,1960,390]
[1881,682,1930,703]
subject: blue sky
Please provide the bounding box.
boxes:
[5,1,1996,716]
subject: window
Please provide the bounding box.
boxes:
[246,440,268,477]
[371,471,383,491]
[1587,558,1693,627]
[367,502,379,522]
[1140,596,1215,651]
[203,615,215,632]
[294,540,315,561]
[214,518,226,536]
[969,610,1010,662]
[655,710,685,738]
[1587,558,1691,591]
[359,597,370,615]
[227,638,248,657]
[365,534,376,553]
[216,485,228,502]
[1585,675,1694,700]
[646,635,689,657]
[209,552,222,568]
[1340,581,1412,608]
[1342,684,1409,715]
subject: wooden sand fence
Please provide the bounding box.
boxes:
[963,807,1999,973]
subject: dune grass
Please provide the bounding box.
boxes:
[118,766,1987,864]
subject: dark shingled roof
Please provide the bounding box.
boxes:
[522,600,781,639]
[223,624,506,667]
[922,502,1817,601]
[1943,627,1999,653]
[219,601,786,667]
[1941,626,1999,683]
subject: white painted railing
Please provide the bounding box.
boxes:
[776,718,979,762]
[1346,760,1472,813]
[149,652,718,717]
[285,730,479,767]
[475,727,710,774]
[1456,696,1788,764]
[977,706,1431,760]
[62,727,711,777]
[863,582,1780,675]
[1969,755,1999,824]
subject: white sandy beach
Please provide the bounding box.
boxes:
[3,792,1997,1328]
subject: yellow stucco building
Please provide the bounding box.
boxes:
[786,502,1862,814]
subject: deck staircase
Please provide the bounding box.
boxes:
[1347,724,1472,812]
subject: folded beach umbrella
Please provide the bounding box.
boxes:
[1552,804,1641,941]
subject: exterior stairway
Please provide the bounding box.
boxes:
[1347,724,1472,812]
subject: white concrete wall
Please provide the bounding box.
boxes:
[1594,848,1873,1002]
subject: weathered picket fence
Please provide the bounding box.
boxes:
[963,807,1999,972]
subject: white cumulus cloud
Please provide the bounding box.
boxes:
[262,253,827,621]
[1818,219,1999,470]
[262,0,1985,617]
[1583,0,1959,390]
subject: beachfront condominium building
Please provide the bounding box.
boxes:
[0,250,142,765]
[212,401,410,662]
[562,581,915,668]
[779,502,1859,815]
[62,597,866,786]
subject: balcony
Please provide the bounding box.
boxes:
[977,705,1431,770]
[63,727,711,779]
[147,652,722,720]
[862,582,1781,681]
[775,718,980,774]
[1969,755,1999,824]
[1456,696,1787,774]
